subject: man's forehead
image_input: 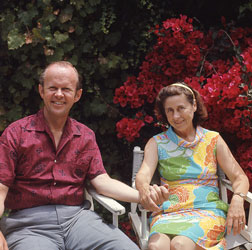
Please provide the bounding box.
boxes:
[45,64,77,78]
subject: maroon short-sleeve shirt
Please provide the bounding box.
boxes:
[0,110,107,210]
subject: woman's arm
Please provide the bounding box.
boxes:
[135,138,169,212]
[216,135,249,235]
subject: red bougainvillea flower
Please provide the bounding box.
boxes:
[113,15,252,189]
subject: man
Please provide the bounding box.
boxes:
[0,61,155,250]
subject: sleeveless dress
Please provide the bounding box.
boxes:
[150,126,229,250]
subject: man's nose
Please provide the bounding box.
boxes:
[55,89,63,97]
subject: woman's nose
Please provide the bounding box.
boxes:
[173,110,180,119]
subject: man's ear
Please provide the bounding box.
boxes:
[38,84,44,99]
[74,88,82,103]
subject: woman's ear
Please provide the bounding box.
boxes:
[193,99,197,112]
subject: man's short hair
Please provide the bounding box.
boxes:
[39,61,82,90]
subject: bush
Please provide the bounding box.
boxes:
[114,15,252,189]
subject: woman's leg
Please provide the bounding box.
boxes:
[171,236,204,250]
[148,233,171,250]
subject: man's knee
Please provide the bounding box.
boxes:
[6,235,60,250]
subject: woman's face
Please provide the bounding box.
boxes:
[164,93,197,133]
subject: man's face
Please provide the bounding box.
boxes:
[39,64,82,121]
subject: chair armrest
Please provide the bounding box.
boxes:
[221,179,252,203]
[221,178,252,242]
[86,186,126,228]
[87,186,126,215]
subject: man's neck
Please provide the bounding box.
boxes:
[44,113,68,149]
[43,111,68,133]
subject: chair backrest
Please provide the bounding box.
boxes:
[132,146,144,183]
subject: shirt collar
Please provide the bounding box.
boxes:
[26,109,82,136]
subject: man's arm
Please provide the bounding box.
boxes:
[0,183,9,250]
[0,183,8,218]
[90,173,140,203]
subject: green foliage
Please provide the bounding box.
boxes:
[1,0,252,237]
[0,0,179,180]
[0,0,251,179]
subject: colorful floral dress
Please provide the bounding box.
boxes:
[150,126,228,250]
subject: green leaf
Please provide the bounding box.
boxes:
[54,31,69,43]
[7,28,25,50]
[69,54,78,66]
[89,98,107,116]
[70,0,85,10]
[62,39,75,52]
[21,79,35,90]
[43,0,51,5]
[48,47,64,61]
[0,12,16,41]
[18,8,38,26]
[32,28,45,40]
[105,32,121,47]
[59,6,73,23]
[89,0,101,6]
[6,105,23,121]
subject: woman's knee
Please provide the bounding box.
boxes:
[148,233,170,250]
[171,236,196,250]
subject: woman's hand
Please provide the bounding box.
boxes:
[139,184,169,212]
[226,194,246,235]
[149,184,169,205]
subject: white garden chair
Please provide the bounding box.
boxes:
[129,146,252,250]
[85,185,125,227]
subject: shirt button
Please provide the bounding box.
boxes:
[53,182,57,186]
[54,160,57,163]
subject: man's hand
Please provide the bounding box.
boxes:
[139,184,169,212]
[0,231,8,250]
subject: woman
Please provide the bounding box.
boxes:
[136,83,249,250]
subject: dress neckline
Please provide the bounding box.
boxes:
[167,126,204,148]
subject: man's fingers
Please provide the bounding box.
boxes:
[0,231,8,250]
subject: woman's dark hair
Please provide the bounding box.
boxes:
[154,82,208,127]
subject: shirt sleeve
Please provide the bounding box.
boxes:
[0,126,18,187]
[85,132,107,180]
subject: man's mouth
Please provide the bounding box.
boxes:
[52,101,64,105]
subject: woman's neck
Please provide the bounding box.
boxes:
[173,126,196,142]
